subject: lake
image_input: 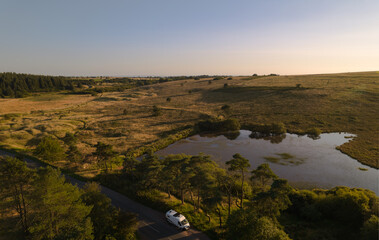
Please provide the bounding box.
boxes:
[156,130,379,194]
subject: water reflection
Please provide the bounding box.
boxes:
[249,132,287,144]
[156,130,378,194]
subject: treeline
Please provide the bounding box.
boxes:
[0,72,75,98]
[0,157,138,240]
[99,152,378,240]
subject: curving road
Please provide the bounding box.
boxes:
[0,150,210,240]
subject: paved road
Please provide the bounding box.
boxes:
[0,150,210,240]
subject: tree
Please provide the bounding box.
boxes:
[189,155,216,211]
[215,168,236,218]
[251,163,278,193]
[226,211,290,240]
[93,142,117,172]
[226,153,251,208]
[136,153,163,190]
[34,136,65,162]
[30,167,93,240]
[0,157,35,233]
[123,156,139,179]
[81,182,137,240]
[253,179,292,220]
[82,182,113,240]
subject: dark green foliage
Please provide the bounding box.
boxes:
[152,105,162,116]
[0,157,35,233]
[81,182,137,240]
[34,136,65,162]
[247,123,286,136]
[0,72,72,98]
[226,154,251,208]
[30,167,93,240]
[296,83,302,88]
[285,187,379,240]
[227,77,233,80]
[94,142,117,172]
[251,163,278,193]
[166,97,171,102]
[224,83,229,88]
[226,213,290,240]
[197,118,240,132]
[361,215,379,240]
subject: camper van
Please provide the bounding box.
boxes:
[165,209,190,230]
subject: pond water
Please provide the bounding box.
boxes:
[156,130,379,195]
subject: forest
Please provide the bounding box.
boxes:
[0,156,137,240]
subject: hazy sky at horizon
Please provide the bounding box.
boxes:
[1,0,378,76]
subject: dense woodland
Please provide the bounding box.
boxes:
[0,72,217,98]
[0,156,138,240]
[0,73,74,98]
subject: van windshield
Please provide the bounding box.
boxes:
[181,219,189,225]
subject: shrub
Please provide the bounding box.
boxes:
[152,105,161,116]
[34,136,65,162]
[224,83,229,88]
[166,97,171,102]
[307,127,321,138]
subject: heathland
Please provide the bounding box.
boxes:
[1,71,378,240]
[0,72,378,171]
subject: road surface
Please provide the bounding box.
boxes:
[0,150,210,240]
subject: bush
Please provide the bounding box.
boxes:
[152,105,161,116]
[166,97,171,102]
[197,118,240,132]
[34,136,65,162]
[307,127,321,138]
[224,83,229,88]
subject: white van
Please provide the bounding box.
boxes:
[165,209,190,230]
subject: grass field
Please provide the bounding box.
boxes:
[0,72,378,171]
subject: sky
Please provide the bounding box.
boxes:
[0,0,378,76]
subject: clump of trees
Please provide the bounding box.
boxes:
[197,118,240,132]
[99,150,379,240]
[247,123,286,138]
[0,157,137,239]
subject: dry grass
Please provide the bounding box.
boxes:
[0,72,378,171]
